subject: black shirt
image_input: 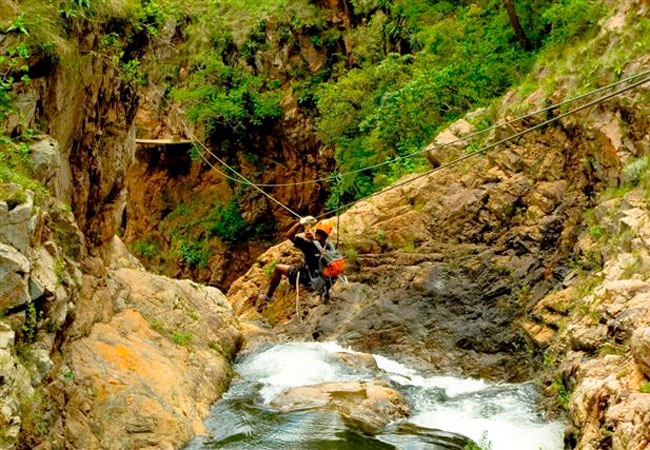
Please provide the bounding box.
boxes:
[294,235,331,275]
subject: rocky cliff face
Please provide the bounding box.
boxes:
[121,3,357,290]
[0,12,242,450]
[0,182,241,449]
[227,48,650,450]
[4,29,139,248]
[530,179,650,449]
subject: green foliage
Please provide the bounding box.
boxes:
[317,0,605,206]
[640,381,650,394]
[131,239,160,260]
[464,432,493,450]
[343,246,359,265]
[0,42,43,194]
[168,202,189,220]
[208,200,251,245]
[18,387,51,439]
[174,54,282,138]
[21,303,42,342]
[375,229,386,247]
[54,257,66,287]
[598,342,626,356]
[401,237,416,253]
[176,239,211,268]
[551,378,571,410]
[589,225,604,239]
[116,57,146,86]
[623,156,649,187]
[150,319,165,334]
[171,331,193,346]
[263,259,279,278]
[603,184,635,200]
[7,13,29,35]
[541,0,605,46]
[519,281,532,302]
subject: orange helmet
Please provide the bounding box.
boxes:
[314,219,334,236]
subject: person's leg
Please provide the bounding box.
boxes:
[266,264,290,298]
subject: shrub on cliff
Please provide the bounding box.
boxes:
[317,0,606,206]
[208,200,251,245]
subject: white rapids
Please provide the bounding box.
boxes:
[186,341,565,450]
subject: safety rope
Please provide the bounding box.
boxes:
[174,69,650,222]
[179,120,302,219]
[315,73,650,219]
[295,274,302,323]
[199,68,650,188]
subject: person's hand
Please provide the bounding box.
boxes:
[300,216,316,227]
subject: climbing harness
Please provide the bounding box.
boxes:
[172,69,650,323]
[293,238,346,321]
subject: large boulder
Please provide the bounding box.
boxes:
[0,242,31,312]
[58,268,243,450]
[65,309,233,450]
[632,327,650,377]
[0,186,37,253]
[270,380,409,432]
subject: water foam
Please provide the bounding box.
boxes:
[233,342,564,449]
[237,341,359,403]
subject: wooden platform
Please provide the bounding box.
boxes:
[135,139,193,145]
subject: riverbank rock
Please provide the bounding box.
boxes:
[65,309,232,449]
[270,380,409,432]
[335,352,379,371]
[533,179,650,448]
[52,265,242,450]
[632,327,650,377]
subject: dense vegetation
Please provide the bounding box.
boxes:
[3,0,642,269]
[0,0,170,198]
[165,0,607,207]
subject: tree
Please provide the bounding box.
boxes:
[503,0,532,51]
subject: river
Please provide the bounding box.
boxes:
[185,341,565,449]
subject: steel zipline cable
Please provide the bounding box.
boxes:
[314,73,650,219]
[175,69,650,220]
[196,68,650,188]
[179,120,303,218]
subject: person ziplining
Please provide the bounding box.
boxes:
[259,216,345,303]
[180,69,650,310]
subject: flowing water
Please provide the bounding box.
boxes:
[186,342,565,450]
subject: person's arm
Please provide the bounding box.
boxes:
[288,216,316,243]
[286,221,302,243]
